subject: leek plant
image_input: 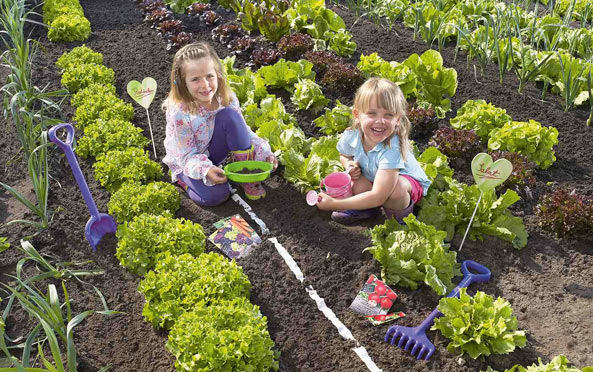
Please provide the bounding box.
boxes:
[556,52,587,111]
[1,281,116,372]
[0,240,116,371]
[411,1,454,52]
[509,7,554,93]
[0,0,67,229]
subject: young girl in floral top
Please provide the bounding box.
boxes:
[162,42,277,205]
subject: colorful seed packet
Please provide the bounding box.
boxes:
[208,214,261,259]
[349,274,399,316]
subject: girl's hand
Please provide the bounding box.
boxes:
[346,160,361,180]
[206,166,228,184]
[266,154,278,171]
[316,192,337,211]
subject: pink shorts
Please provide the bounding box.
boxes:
[400,174,423,204]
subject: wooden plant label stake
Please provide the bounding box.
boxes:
[459,153,512,251]
[127,77,158,157]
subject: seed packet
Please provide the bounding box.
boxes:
[365,312,406,326]
[349,274,399,316]
[208,214,261,259]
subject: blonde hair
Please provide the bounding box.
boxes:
[162,42,231,114]
[352,77,411,161]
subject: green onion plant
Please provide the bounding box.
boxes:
[0,0,67,229]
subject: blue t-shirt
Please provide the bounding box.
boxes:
[336,129,431,195]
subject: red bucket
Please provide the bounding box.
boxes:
[321,171,352,199]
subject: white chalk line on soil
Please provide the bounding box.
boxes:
[230,191,383,372]
[269,237,384,372]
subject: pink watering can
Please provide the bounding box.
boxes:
[306,166,353,206]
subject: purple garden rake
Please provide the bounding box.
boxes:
[384,260,491,361]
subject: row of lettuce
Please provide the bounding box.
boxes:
[56,45,279,372]
[42,0,91,42]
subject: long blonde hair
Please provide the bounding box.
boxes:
[162,42,232,114]
[351,77,411,161]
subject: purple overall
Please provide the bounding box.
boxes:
[178,107,251,206]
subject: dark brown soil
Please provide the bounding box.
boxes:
[235,167,267,174]
[1,1,592,372]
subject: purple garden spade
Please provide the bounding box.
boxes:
[384,260,491,361]
[48,123,117,251]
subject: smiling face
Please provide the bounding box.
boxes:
[182,56,218,109]
[354,96,399,151]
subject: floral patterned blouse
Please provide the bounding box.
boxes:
[163,92,272,186]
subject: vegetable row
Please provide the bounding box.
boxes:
[55,44,279,372]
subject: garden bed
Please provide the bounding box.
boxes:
[1,0,592,371]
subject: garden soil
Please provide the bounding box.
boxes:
[1,0,592,371]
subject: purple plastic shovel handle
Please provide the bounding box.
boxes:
[48,123,117,251]
[48,123,101,218]
[384,260,491,361]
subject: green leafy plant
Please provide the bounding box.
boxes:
[429,127,482,160]
[167,297,279,372]
[257,58,315,91]
[418,179,528,249]
[313,100,352,135]
[138,252,251,329]
[256,119,310,156]
[42,0,83,24]
[403,49,458,118]
[432,289,527,359]
[76,118,149,158]
[417,146,454,192]
[327,29,357,57]
[108,181,181,223]
[536,188,593,238]
[94,148,163,193]
[164,0,196,14]
[60,63,115,93]
[365,214,461,295]
[243,94,296,130]
[73,94,134,130]
[116,213,205,276]
[281,135,342,192]
[291,78,329,113]
[259,10,290,42]
[484,354,593,372]
[450,99,512,142]
[48,13,91,42]
[70,83,115,107]
[223,60,268,107]
[56,44,103,73]
[488,120,559,169]
[357,52,418,99]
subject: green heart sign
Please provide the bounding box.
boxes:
[127,77,157,109]
[471,153,513,192]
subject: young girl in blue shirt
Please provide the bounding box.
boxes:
[316,77,431,224]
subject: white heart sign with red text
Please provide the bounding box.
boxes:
[127,77,157,109]
[471,153,513,192]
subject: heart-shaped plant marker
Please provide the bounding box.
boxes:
[471,153,512,193]
[127,77,157,109]
[126,77,158,157]
[459,153,513,252]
